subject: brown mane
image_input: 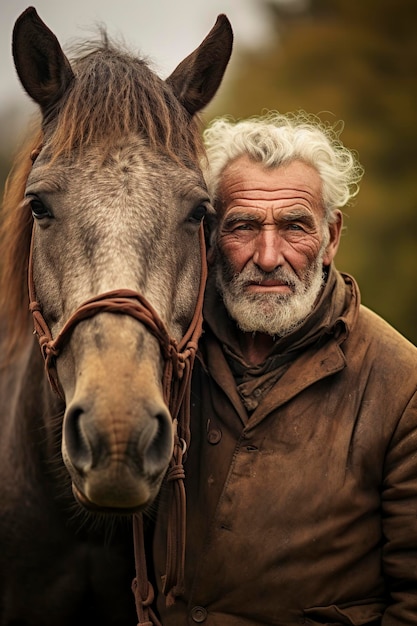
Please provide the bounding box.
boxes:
[48,36,205,164]
[0,36,205,365]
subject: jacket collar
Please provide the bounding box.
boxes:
[201,265,361,424]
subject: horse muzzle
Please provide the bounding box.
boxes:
[62,355,174,512]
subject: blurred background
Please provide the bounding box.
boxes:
[1,0,416,343]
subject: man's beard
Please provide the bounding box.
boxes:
[215,248,327,337]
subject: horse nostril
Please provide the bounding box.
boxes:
[142,409,173,477]
[64,405,94,473]
[64,401,173,482]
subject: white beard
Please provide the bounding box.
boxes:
[215,247,327,337]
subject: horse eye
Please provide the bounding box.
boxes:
[29,198,52,220]
[188,204,207,224]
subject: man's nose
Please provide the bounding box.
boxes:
[252,227,284,272]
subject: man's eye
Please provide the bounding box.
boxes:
[287,223,304,231]
[233,223,254,231]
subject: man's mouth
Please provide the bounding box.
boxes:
[245,280,293,294]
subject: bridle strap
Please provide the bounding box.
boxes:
[28,213,207,624]
[28,229,200,395]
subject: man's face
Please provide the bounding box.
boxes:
[215,156,341,336]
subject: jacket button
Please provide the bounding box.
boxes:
[191,606,208,622]
[207,428,222,444]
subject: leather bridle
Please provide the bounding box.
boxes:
[27,146,207,625]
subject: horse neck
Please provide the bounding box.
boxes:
[0,328,64,485]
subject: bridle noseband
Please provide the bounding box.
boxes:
[28,146,207,626]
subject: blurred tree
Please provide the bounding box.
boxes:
[205,0,417,343]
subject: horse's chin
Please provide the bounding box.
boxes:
[71,482,147,516]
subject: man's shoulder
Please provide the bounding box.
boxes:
[331,304,417,415]
[350,304,417,369]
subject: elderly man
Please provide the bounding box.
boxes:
[153,112,417,625]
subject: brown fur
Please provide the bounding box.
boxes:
[0,35,205,365]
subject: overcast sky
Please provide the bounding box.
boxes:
[1,0,287,114]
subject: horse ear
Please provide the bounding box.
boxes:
[12,7,74,115]
[166,14,233,117]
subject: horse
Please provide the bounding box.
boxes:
[0,7,232,625]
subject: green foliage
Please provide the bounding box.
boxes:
[206,0,417,344]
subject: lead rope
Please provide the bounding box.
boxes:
[132,514,162,626]
[28,193,207,624]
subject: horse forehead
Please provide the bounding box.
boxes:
[77,150,164,206]
[28,141,206,268]
[33,141,204,205]
[82,141,156,173]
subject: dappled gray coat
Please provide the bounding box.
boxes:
[153,266,417,625]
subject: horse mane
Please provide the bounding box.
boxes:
[0,33,205,365]
[49,33,205,165]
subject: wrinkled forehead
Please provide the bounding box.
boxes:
[216,155,323,217]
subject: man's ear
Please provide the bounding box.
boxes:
[322,210,343,266]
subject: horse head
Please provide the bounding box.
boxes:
[10,7,232,513]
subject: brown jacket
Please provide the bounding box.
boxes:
[153,267,417,625]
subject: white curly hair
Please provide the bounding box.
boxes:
[202,111,364,223]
